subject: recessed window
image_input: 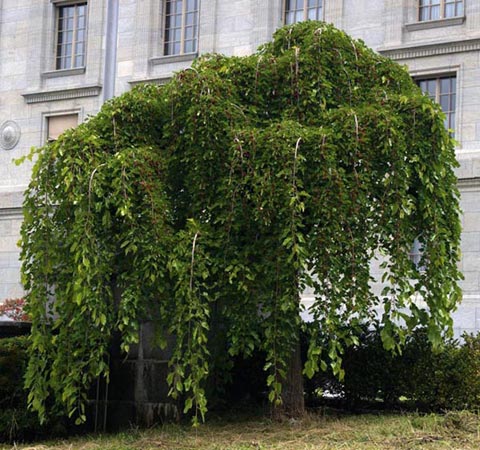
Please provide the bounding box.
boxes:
[47,114,79,141]
[164,0,199,56]
[285,0,323,25]
[419,0,464,21]
[55,3,87,70]
[418,76,456,134]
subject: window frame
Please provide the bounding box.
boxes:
[416,74,457,135]
[54,1,88,71]
[284,0,324,26]
[163,0,199,57]
[41,109,82,145]
[418,0,464,22]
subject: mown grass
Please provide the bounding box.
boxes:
[3,410,480,450]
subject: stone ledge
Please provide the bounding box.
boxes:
[0,207,23,220]
[128,77,171,86]
[42,67,86,79]
[405,16,465,32]
[22,85,102,104]
[378,37,480,60]
[149,52,197,66]
[458,177,480,191]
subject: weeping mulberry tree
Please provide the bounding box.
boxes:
[21,22,462,424]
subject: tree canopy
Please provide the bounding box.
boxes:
[20,21,462,424]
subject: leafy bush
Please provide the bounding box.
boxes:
[306,328,480,412]
[0,336,66,443]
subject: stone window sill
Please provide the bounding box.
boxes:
[405,16,465,31]
[42,67,86,79]
[150,53,197,66]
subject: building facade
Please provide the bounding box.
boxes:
[0,0,479,335]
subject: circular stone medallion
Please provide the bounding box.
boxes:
[0,120,21,150]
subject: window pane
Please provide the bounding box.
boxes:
[186,12,195,25]
[296,0,304,9]
[75,42,84,55]
[440,78,451,94]
[174,28,181,42]
[286,11,294,24]
[184,40,194,53]
[308,8,318,20]
[174,0,183,14]
[440,95,449,111]
[427,80,436,98]
[419,7,429,20]
[445,3,455,17]
[431,5,440,19]
[456,1,464,15]
[75,54,84,67]
[185,26,193,40]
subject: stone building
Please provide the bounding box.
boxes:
[0,0,479,335]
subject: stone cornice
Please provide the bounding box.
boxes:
[378,38,480,60]
[22,85,102,104]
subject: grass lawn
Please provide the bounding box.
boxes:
[3,410,480,450]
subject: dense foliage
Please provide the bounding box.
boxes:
[306,328,480,412]
[20,22,462,424]
[0,336,63,443]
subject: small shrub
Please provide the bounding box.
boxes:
[305,327,480,412]
[0,336,66,443]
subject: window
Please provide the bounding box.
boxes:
[164,0,199,56]
[285,0,323,25]
[55,3,87,70]
[47,114,79,141]
[418,0,464,21]
[418,76,456,133]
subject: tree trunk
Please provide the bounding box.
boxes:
[273,338,305,418]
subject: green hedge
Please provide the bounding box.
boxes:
[306,328,480,412]
[0,336,67,443]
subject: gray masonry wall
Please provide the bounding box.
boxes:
[1,0,479,335]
